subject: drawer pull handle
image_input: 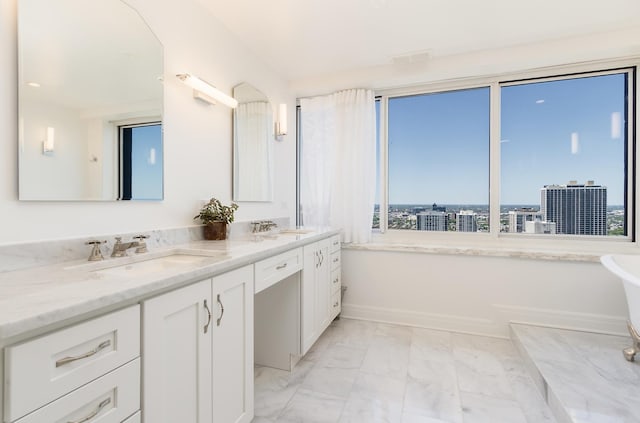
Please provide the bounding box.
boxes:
[56,340,111,367]
[333,301,340,307]
[319,250,324,266]
[67,397,111,423]
[333,277,339,284]
[204,299,212,334]
[276,263,288,270]
[216,294,225,327]
[333,257,339,263]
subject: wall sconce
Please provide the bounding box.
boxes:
[275,103,287,140]
[176,73,238,108]
[42,127,54,155]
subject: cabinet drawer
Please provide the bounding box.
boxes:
[4,305,140,422]
[329,235,340,253]
[330,290,341,319]
[123,411,141,423]
[14,358,140,423]
[331,269,341,295]
[255,247,303,293]
[329,251,341,271]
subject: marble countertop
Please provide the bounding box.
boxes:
[0,229,339,342]
[343,242,606,262]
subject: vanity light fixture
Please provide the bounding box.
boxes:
[176,73,238,108]
[43,126,55,155]
[275,103,288,140]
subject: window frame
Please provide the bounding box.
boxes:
[374,59,638,253]
[116,118,163,201]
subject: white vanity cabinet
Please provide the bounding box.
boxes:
[142,265,253,423]
[3,305,141,423]
[301,238,331,354]
[0,229,340,423]
[329,235,342,320]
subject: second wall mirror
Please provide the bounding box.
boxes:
[233,82,274,202]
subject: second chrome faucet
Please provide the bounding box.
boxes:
[111,235,149,257]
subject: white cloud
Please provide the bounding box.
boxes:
[571,132,580,154]
[611,112,622,139]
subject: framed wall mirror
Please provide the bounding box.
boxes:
[18,0,164,201]
[232,82,274,202]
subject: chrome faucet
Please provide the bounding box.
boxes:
[132,234,150,254]
[111,237,141,258]
[250,220,278,241]
[85,240,106,261]
[251,220,278,233]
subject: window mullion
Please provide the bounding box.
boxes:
[380,96,389,233]
[489,82,501,237]
[631,69,638,244]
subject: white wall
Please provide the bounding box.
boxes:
[291,27,640,96]
[341,249,629,338]
[0,0,296,244]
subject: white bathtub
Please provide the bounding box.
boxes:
[600,254,640,361]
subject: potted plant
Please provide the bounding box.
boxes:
[194,198,239,240]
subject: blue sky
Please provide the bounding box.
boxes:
[131,124,163,200]
[382,72,627,206]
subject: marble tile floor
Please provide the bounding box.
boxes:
[511,323,640,423]
[253,318,556,423]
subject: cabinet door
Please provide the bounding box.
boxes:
[315,239,331,332]
[301,239,332,355]
[301,243,319,354]
[142,279,212,423]
[211,265,254,423]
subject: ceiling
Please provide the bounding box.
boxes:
[198,0,640,82]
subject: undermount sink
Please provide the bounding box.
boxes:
[278,228,313,235]
[66,249,228,276]
[94,253,221,277]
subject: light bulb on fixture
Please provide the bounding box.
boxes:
[176,73,238,108]
[275,103,287,140]
[43,127,55,155]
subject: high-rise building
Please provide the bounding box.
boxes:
[540,181,607,235]
[416,211,447,231]
[432,203,446,212]
[525,220,557,234]
[508,208,543,233]
[456,210,477,232]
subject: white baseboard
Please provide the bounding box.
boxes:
[340,303,507,338]
[341,303,629,338]
[493,304,628,337]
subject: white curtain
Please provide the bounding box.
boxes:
[300,89,376,243]
[234,101,272,200]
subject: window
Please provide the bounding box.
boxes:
[375,64,635,241]
[120,122,163,200]
[500,72,630,237]
[385,87,490,232]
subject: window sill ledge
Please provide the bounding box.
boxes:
[342,242,609,262]
[343,228,640,262]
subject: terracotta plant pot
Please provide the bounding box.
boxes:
[203,222,227,240]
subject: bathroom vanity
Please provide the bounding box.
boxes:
[0,229,341,423]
